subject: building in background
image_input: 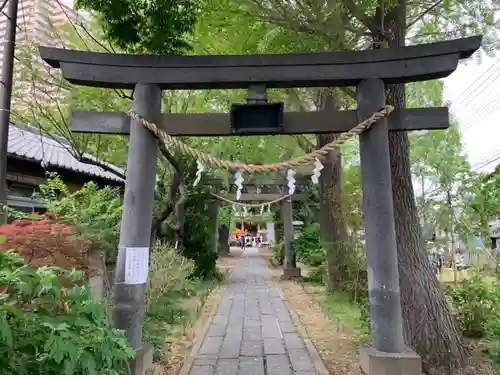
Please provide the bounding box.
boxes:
[0,0,80,108]
[7,122,124,217]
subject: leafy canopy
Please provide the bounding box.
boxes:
[74,0,199,54]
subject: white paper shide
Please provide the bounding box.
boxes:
[124,247,149,284]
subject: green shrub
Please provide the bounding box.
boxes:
[358,297,371,339]
[273,242,285,265]
[445,271,495,338]
[143,242,212,362]
[0,251,134,375]
[36,173,122,264]
[292,224,325,266]
[180,178,218,279]
[147,241,195,306]
[308,263,327,284]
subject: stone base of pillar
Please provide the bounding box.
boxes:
[132,344,154,375]
[359,344,422,375]
[281,267,301,280]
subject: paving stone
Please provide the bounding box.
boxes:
[279,320,296,333]
[219,339,241,358]
[288,349,316,372]
[246,308,260,317]
[264,338,286,354]
[292,372,319,375]
[266,354,292,375]
[243,326,262,341]
[276,310,293,323]
[262,318,282,338]
[189,365,213,375]
[239,356,265,375]
[240,340,263,357]
[207,323,227,337]
[198,336,223,355]
[193,355,217,366]
[215,359,239,375]
[283,333,306,350]
[217,304,232,315]
[225,328,243,342]
[244,317,261,327]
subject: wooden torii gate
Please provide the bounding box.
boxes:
[203,174,310,278]
[40,35,481,375]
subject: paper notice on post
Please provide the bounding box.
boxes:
[124,247,149,284]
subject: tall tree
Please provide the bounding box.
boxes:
[367,0,494,373]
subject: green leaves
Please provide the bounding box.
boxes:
[0,311,13,347]
[36,173,123,264]
[0,253,134,375]
[74,0,199,54]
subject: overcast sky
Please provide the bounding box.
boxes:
[444,54,500,173]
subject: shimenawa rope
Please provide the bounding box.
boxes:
[211,192,291,208]
[126,105,394,173]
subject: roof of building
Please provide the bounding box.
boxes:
[8,124,125,183]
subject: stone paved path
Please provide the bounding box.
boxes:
[188,247,322,375]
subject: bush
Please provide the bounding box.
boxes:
[0,219,96,276]
[483,270,500,365]
[0,251,134,375]
[445,271,495,338]
[143,242,199,362]
[273,242,285,265]
[36,173,123,264]
[292,224,325,266]
[180,185,218,279]
[146,241,195,306]
[308,263,327,284]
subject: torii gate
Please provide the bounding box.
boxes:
[40,35,481,375]
[203,174,310,278]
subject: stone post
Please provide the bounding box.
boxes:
[112,83,160,374]
[281,196,300,279]
[357,79,421,374]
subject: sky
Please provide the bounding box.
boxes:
[444,54,500,173]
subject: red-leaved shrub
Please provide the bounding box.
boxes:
[0,218,95,276]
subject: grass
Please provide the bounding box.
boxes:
[297,278,368,343]
[322,291,364,332]
[439,268,497,285]
[143,277,221,363]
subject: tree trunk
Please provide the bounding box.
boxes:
[382,1,478,374]
[316,89,348,292]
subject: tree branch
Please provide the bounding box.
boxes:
[406,0,444,29]
[158,144,187,243]
[341,0,382,36]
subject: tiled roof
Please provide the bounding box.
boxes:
[8,124,125,183]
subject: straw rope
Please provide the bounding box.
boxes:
[211,192,291,207]
[126,105,394,173]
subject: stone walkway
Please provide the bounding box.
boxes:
[188,247,322,375]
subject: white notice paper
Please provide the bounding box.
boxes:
[124,247,149,284]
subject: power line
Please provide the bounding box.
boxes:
[416,145,500,201]
[460,92,500,127]
[0,0,8,14]
[455,67,500,110]
[450,57,500,107]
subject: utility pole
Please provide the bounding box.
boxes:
[447,189,457,283]
[0,0,19,224]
